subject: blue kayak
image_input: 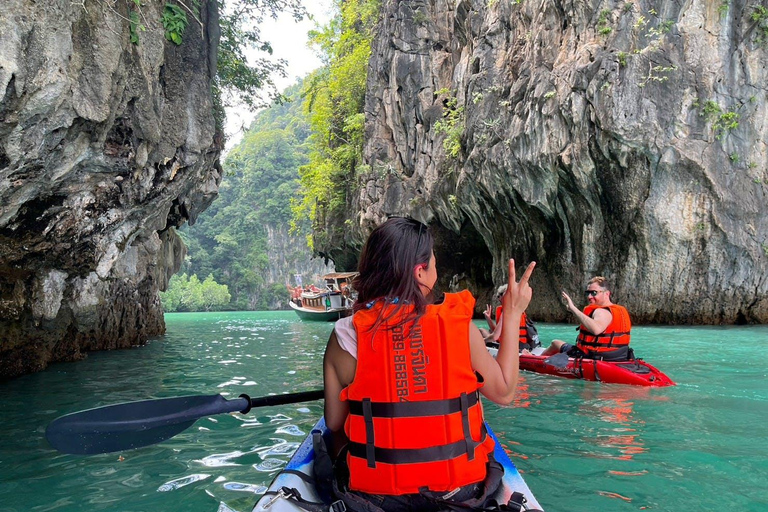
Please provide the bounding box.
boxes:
[252,417,543,511]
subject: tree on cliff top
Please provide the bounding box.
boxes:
[217,0,307,109]
[292,0,380,249]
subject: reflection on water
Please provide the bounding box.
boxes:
[579,386,650,462]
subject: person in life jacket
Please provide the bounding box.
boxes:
[323,217,536,512]
[480,285,540,353]
[540,276,632,362]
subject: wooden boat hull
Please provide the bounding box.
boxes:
[289,301,351,322]
[253,417,542,511]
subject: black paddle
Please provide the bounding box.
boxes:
[46,389,324,455]
[543,352,570,369]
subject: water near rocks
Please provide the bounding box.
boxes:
[1,312,766,511]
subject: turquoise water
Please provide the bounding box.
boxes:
[1,311,767,512]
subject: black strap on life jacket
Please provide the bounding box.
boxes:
[347,391,480,418]
[347,423,488,466]
[348,391,484,468]
[577,329,631,348]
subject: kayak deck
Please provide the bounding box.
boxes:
[253,417,542,511]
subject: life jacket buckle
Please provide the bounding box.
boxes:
[330,500,347,512]
[504,491,526,512]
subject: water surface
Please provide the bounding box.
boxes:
[1,312,766,511]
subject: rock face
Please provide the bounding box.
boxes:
[331,0,768,324]
[0,0,222,378]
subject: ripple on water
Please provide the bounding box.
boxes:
[198,450,246,467]
[275,424,305,436]
[253,458,287,472]
[157,473,212,492]
[256,439,300,457]
[268,413,292,423]
[222,481,267,494]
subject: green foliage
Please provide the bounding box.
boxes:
[617,51,628,67]
[413,8,428,25]
[293,0,381,242]
[544,90,556,99]
[752,5,768,45]
[129,10,145,45]
[700,100,740,140]
[647,20,674,36]
[434,91,465,159]
[162,3,189,45]
[161,273,231,312]
[701,100,722,118]
[214,0,307,109]
[180,81,312,310]
[763,242,768,257]
[718,1,730,18]
[638,65,676,87]
[597,9,612,35]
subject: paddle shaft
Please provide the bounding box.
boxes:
[246,389,324,410]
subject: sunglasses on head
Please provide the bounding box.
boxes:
[584,290,602,297]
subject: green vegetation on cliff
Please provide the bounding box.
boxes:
[293,0,380,249]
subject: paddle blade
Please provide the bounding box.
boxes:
[543,352,570,369]
[46,394,247,455]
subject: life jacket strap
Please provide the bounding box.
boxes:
[577,330,631,347]
[362,398,376,468]
[348,423,488,465]
[348,391,480,418]
[460,392,474,461]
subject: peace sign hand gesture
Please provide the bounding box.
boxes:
[501,259,535,315]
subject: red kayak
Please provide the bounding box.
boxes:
[518,352,675,387]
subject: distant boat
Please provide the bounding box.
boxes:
[289,272,358,322]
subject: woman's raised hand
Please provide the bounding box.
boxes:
[501,259,535,314]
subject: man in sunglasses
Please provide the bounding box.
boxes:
[540,276,632,361]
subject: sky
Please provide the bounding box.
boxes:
[223,0,334,149]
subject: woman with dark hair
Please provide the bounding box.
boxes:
[323,217,535,511]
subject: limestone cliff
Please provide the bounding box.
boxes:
[0,0,222,378]
[327,0,767,324]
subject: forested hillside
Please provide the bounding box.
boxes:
[165,81,332,311]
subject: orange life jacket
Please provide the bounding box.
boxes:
[495,306,530,347]
[576,304,631,354]
[342,290,495,495]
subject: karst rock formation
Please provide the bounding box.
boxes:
[321,0,767,325]
[0,0,222,378]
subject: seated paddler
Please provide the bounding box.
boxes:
[322,216,535,511]
[540,276,632,362]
